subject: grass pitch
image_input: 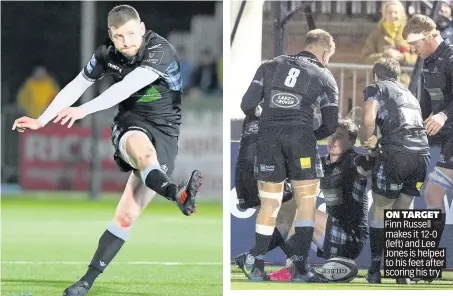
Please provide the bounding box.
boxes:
[231,265,453,290]
[1,194,222,296]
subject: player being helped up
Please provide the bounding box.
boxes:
[235,119,375,282]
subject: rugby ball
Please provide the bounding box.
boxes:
[321,257,358,282]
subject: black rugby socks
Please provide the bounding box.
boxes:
[81,223,129,286]
[141,164,177,201]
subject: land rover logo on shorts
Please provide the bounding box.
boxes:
[271,93,300,108]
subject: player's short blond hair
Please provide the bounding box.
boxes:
[402,14,437,40]
[108,5,140,28]
[304,29,336,55]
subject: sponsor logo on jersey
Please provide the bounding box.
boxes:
[143,51,164,66]
[300,157,311,169]
[148,44,162,50]
[270,92,300,108]
[108,63,122,73]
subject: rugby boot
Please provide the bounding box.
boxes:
[62,280,91,296]
[175,170,203,216]
[234,252,248,273]
[292,267,328,283]
[396,278,411,284]
[366,270,382,283]
[237,253,268,281]
[247,267,269,282]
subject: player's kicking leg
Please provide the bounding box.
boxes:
[120,130,202,215]
[63,171,156,295]
[62,130,202,295]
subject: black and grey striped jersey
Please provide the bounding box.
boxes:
[82,30,182,135]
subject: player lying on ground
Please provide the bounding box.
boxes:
[12,5,203,296]
[403,15,453,266]
[361,57,430,285]
[239,29,339,282]
[235,120,375,282]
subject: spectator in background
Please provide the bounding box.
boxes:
[17,66,59,118]
[177,46,194,91]
[361,0,416,86]
[437,0,453,43]
[191,48,218,94]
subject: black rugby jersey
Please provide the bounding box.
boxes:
[363,79,429,154]
[321,149,373,231]
[241,52,339,140]
[82,30,182,136]
[421,39,453,139]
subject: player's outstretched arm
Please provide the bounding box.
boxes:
[314,77,339,140]
[55,68,159,128]
[360,85,379,147]
[361,101,378,147]
[12,72,93,132]
[80,67,159,114]
[39,72,94,126]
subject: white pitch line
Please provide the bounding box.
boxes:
[1,261,222,266]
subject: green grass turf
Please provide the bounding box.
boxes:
[231,265,453,290]
[1,195,222,296]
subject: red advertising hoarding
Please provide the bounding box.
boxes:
[19,126,128,191]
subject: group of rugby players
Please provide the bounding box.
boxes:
[234,14,453,285]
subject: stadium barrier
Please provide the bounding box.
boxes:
[230,141,453,268]
[327,63,420,116]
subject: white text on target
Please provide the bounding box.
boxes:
[385,210,440,219]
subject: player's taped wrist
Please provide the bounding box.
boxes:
[438,111,448,121]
